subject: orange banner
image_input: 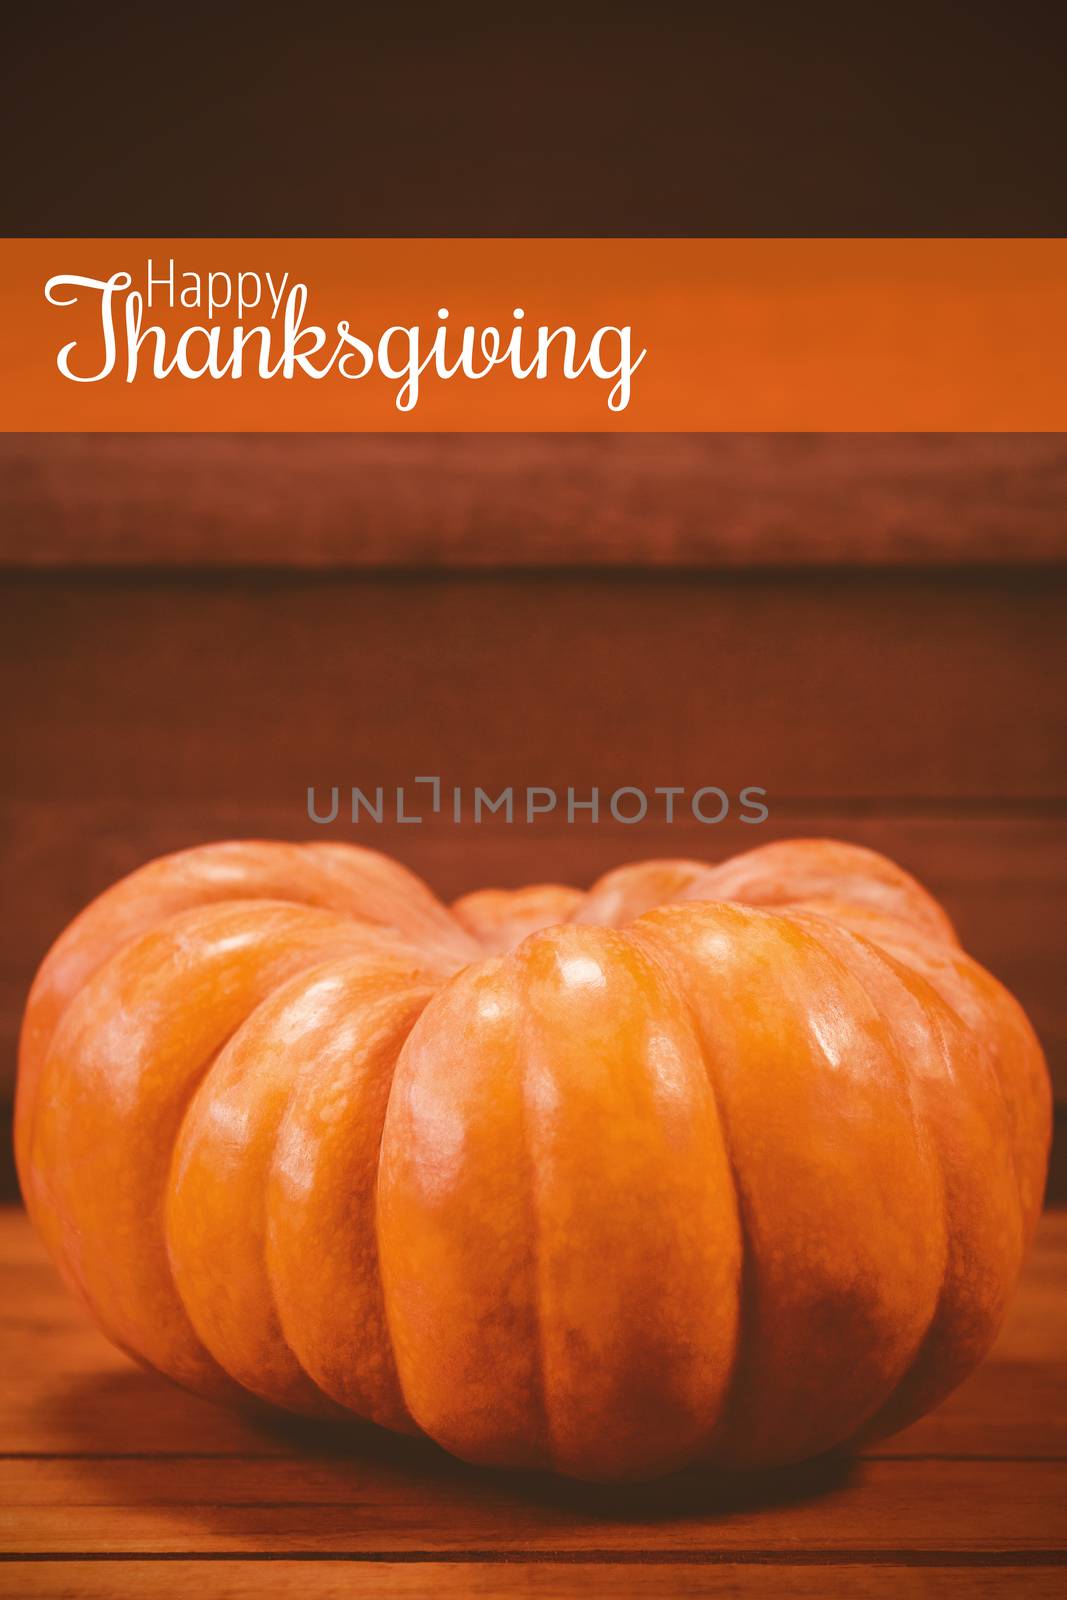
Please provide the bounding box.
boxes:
[1,238,1065,430]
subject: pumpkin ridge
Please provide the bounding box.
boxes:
[623,917,749,1465]
[375,949,557,1469]
[163,959,347,1419]
[266,972,433,1432]
[28,1012,246,1408]
[782,910,1027,1451]
[166,951,438,1421]
[898,933,1049,1232]
[157,922,425,1407]
[16,833,470,1207]
[514,934,570,1476]
[791,914,954,1446]
[635,901,953,1466]
[164,1024,274,1402]
[32,900,392,1396]
[14,886,396,1220]
[510,922,740,1479]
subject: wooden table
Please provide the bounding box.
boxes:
[1,1204,1064,1598]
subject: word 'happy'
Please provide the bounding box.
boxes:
[43,260,647,412]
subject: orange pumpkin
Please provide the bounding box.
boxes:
[15,839,1050,1482]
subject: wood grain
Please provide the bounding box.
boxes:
[7,573,1061,804]
[3,435,1066,570]
[4,1456,1066,1556]
[3,1564,1065,1600]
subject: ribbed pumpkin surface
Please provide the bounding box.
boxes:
[15,838,1050,1481]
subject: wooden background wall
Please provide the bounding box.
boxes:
[2,434,1064,1194]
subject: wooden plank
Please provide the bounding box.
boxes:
[2,435,1066,570]
[3,1560,1065,1598]
[4,573,1063,804]
[2,1455,1064,1555]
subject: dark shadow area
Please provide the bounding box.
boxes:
[30,1364,856,1542]
[4,1,1067,235]
[257,1404,858,1520]
[0,1122,15,1204]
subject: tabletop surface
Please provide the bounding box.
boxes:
[1,1203,1064,1598]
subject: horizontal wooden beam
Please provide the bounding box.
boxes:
[5,571,1063,802]
[2,434,1066,570]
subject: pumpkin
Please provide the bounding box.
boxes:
[15,838,1050,1482]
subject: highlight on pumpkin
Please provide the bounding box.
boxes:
[15,837,1051,1483]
